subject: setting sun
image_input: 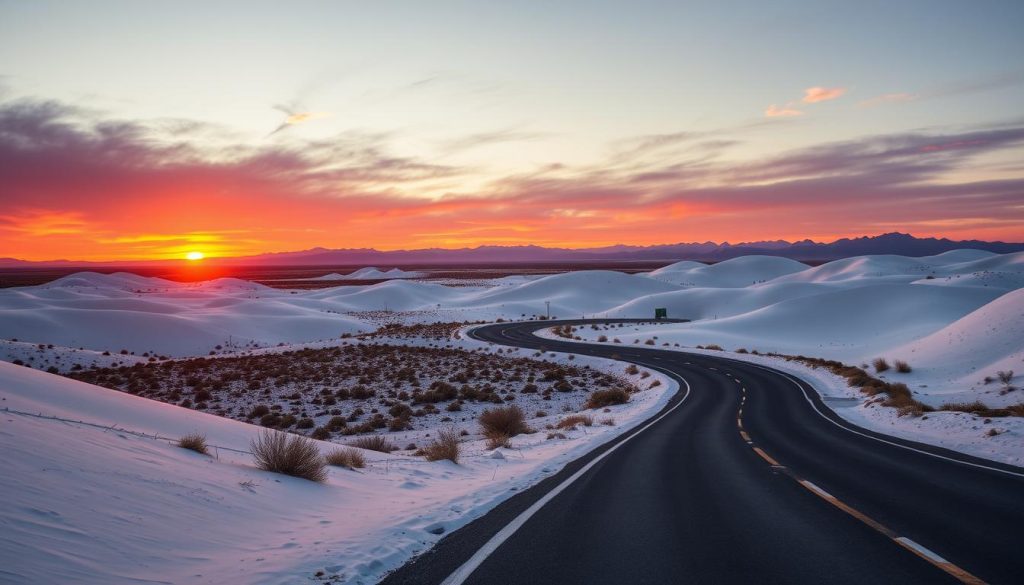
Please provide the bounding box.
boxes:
[185,251,204,261]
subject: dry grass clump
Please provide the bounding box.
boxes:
[250,430,326,482]
[556,414,593,429]
[485,433,511,450]
[585,388,630,409]
[546,431,567,440]
[348,435,397,453]
[423,427,461,463]
[178,433,208,454]
[937,400,1024,417]
[894,360,912,373]
[872,358,890,373]
[325,447,366,469]
[479,405,530,438]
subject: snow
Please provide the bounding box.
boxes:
[329,267,424,280]
[643,255,808,287]
[1,249,1022,581]
[0,353,676,585]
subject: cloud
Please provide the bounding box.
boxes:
[802,86,846,103]
[440,128,547,154]
[268,104,332,136]
[2,94,1023,260]
[764,104,803,117]
[858,70,1024,109]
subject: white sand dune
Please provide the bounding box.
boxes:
[644,255,808,287]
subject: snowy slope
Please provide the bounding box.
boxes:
[644,256,807,287]
[0,356,675,585]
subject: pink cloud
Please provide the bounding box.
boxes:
[802,86,846,103]
[764,104,803,118]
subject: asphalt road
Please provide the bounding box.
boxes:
[382,319,1024,585]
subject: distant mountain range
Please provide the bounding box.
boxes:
[3,233,1022,267]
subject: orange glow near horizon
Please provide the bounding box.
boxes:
[185,251,205,261]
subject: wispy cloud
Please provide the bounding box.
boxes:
[2,94,1023,260]
[859,70,1024,109]
[764,104,803,117]
[802,86,846,103]
[440,128,547,154]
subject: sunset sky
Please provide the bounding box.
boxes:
[1,0,1023,261]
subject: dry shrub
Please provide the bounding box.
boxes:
[556,414,593,429]
[178,433,208,455]
[250,430,326,483]
[325,447,366,469]
[881,382,915,408]
[348,435,397,453]
[546,432,567,440]
[586,388,630,409]
[479,405,530,438]
[894,360,912,373]
[872,358,890,373]
[599,417,615,426]
[485,432,511,450]
[424,427,461,463]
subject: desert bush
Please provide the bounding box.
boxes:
[872,358,890,373]
[546,432,567,440]
[485,433,511,450]
[940,401,988,413]
[586,388,630,409]
[423,427,461,463]
[310,427,331,440]
[250,430,326,482]
[348,435,397,453]
[556,414,593,429]
[881,382,915,408]
[478,405,530,438]
[997,370,1015,387]
[599,417,615,426]
[894,360,912,373]
[625,364,639,375]
[325,447,366,469]
[597,335,608,342]
[704,344,723,351]
[178,433,208,455]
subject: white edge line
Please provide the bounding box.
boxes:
[441,371,692,585]
[895,537,950,564]
[799,479,834,500]
[741,362,1024,480]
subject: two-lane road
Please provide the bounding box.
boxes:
[382,319,1024,585]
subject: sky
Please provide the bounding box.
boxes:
[1,0,1023,261]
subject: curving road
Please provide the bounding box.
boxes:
[382,319,1024,585]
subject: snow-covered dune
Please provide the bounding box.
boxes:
[767,250,1023,289]
[0,350,675,585]
[631,283,1002,356]
[884,287,1024,403]
[602,281,829,320]
[644,256,807,287]
[319,267,424,280]
[454,270,681,316]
